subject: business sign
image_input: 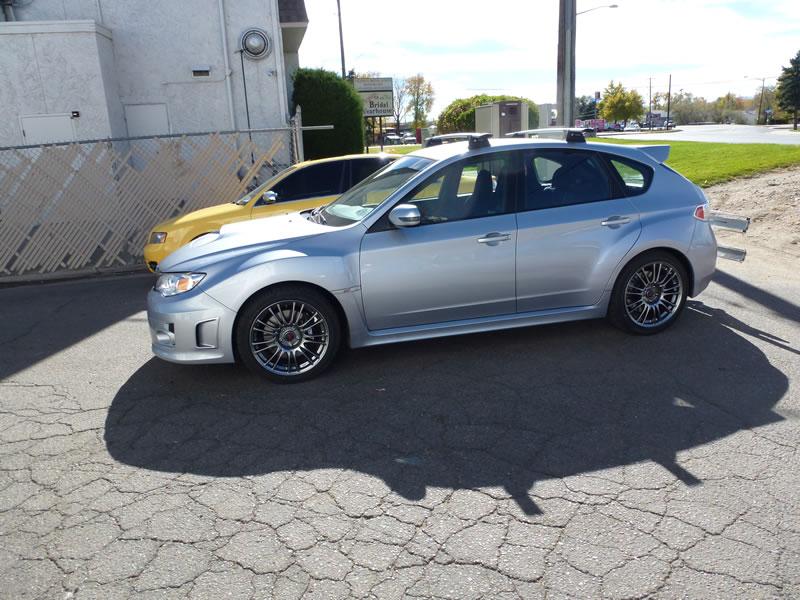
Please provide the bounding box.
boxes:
[354,78,393,117]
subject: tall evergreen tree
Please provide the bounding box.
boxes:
[777,50,800,130]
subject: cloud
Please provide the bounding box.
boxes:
[299,0,800,117]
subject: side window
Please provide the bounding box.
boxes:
[402,152,517,225]
[524,150,614,210]
[607,156,653,196]
[350,158,387,188]
[270,162,344,202]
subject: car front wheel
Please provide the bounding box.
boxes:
[608,251,688,334]
[235,285,341,383]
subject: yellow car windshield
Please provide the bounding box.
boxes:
[232,166,297,206]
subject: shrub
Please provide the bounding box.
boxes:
[437,95,539,133]
[292,68,364,159]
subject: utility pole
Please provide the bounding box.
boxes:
[336,0,346,79]
[648,77,652,130]
[556,0,576,127]
[756,77,766,125]
[666,74,672,128]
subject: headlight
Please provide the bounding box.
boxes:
[149,231,168,244]
[155,273,205,297]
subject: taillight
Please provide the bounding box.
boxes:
[693,204,708,221]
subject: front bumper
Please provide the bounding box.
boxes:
[147,288,238,364]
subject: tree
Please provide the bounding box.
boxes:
[437,95,540,133]
[405,74,435,128]
[292,68,363,159]
[576,95,597,119]
[598,81,644,125]
[777,50,800,130]
[393,77,409,132]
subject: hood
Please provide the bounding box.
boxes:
[157,212,330,272]
[156,202,248,230]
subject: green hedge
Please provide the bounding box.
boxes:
[292,69,364,159]
[437,95,539,133]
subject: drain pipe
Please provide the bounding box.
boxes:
[217,0,237,130]
[2,0,16,21]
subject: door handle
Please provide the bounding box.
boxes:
[601,216,632,227]
[477,232,511,245]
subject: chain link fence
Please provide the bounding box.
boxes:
[0,124,308,282]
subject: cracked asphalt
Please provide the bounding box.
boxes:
[0,246,798,599]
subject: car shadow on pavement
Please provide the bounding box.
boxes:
[105,303,789,515]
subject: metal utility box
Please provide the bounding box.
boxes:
[474,101,528,137]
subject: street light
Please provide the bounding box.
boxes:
[577,4,618,15]
[556,2,618,126]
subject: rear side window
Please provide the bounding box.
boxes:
[350,158,389,187]
[271,161,345,202]
[606,155,653,196]
[524,149,614,211]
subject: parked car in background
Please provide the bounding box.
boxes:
[605,122,623,132]
[144,154,398,271]
[148,131,718,382]
[625,122,641,131]
[402,133,418,144]
[384,134,402,145]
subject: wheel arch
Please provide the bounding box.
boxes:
[612,246,694,296]
[231,280,351,361]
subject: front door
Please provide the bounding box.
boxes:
[516,148,642,312]
[360,151,520,330]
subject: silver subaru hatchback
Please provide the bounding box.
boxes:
[147,133,717,382]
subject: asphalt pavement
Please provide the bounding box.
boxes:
[0,247,798,599]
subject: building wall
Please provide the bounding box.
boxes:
[1,0,291,145]
[0,21,120,144]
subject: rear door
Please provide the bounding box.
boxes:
[250,160,346,218]
[515,148,642,312]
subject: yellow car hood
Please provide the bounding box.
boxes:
[157,202,248,229]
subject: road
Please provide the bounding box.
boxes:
[1,249,798,598]
[601,124,800,144]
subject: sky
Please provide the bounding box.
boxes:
[298,0,800,118]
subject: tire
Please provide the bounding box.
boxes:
[607,250,689,335]
[235,285,342,383]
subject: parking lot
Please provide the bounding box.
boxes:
[1,242,799,597]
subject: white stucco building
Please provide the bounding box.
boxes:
[0,0,307,146]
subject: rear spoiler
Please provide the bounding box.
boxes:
[632,145,670,163]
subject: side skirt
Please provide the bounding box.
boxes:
[352,302,609,349]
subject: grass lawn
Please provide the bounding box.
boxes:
[594,138,800,187]
[367,144,421,155]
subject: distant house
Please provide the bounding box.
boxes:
[0,0,308,146]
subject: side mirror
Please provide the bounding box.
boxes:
[388,204,421,228]
[262,191,278,204]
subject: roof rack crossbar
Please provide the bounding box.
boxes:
[505,128,586,143]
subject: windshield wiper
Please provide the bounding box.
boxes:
[311,205,327,224]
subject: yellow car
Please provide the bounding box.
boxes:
[144,154,398,271]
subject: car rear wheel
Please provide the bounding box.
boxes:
[608,251,688,335]
[236,285,341,383]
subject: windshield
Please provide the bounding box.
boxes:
[321,156,433,226]
[232,166,296,206]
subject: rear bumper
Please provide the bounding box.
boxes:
[147,288,237,364]
[688,221,717,297]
